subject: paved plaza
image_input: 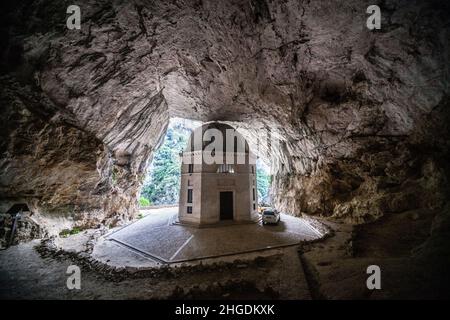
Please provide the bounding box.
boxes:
[105,207,322,264]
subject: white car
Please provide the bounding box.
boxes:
[262,208,281,225]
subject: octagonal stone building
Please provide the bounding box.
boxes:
[178,122,258,226]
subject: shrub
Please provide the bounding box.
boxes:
[59,227,82,238]
[139,196,151,207]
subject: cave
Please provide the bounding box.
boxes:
[0,0,450,301]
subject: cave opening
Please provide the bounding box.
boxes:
[104,118,320,265]
[139,117,202,208]
[138,117,273,216]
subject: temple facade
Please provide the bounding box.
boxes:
[178,122,258,226]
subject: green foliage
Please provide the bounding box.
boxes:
[257,166,271,205]
[59,227,82,238]
[141,122,192,205]
[139,196,151,207]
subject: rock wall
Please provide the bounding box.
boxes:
[0,0,449,237]
[0,76,168,231]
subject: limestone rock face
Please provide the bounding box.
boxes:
[0,0,449,236]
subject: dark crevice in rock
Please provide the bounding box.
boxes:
[298,251,326,300]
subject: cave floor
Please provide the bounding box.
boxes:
[0,207,322,299]
[2,209,447,299]
[0,240,311,299]
[100,207,321,264]
[298,209,450,300]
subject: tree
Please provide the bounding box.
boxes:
[257,167,271,205]
[141,122,191,205]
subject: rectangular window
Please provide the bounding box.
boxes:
[251,165,254,174]
[188,164,193,173]
[253,203,256,210]
[187,206,192,214]
[252,188,255,201]
[187,189,193,203]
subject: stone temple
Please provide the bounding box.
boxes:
[178,122,258,226]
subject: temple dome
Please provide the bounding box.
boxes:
[185,122,249,153]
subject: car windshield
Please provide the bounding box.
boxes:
[263,210,274,215]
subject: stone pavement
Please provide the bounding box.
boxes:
[105,207,322,264]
